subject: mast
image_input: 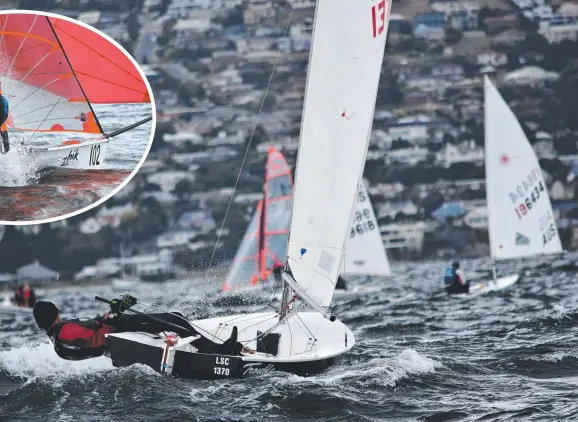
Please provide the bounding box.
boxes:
[45,16,105,135]
[258,164,268,281]
[484,76,496,282]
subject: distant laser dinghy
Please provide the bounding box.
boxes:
[105,0,391,379]
[0,12,152,170]
[449,76,563,297]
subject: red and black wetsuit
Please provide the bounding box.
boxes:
[47,316,117,360]
[46,312,239,360]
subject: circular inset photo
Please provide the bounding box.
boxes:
[0,10,155,224]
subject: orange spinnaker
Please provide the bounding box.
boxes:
[0,13,149,105]
[0,13,150,135]
[50,18,150,104]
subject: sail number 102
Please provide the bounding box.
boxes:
[89,144,101,167]
[514,181,545,219]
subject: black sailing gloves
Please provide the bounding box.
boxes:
[110,294,138,315]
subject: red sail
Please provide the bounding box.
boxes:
[0,13,149,135]
[50,18,150,104]
[223,147,293,291]
[259,146,293,280]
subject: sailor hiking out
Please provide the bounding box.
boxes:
[33,294,245,361]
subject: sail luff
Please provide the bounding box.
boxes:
[45,16,104,135]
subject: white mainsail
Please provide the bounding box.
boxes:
[285,0,391,309]
[484,75,562,261]
[341,180,391,276]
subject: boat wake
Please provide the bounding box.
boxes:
[0,169,130,221]
[0,342,113,383]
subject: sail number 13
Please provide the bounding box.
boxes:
[372,0,388,38]
[514,181,545,219]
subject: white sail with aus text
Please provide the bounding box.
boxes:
[484,75,562,260]
[286,0,391,309]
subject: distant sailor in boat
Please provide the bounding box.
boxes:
[443,261,469,294]
[32,295,245,361]
[0,82,9,154]
[11,283,36,308]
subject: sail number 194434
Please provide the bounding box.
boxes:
[514,181,545,219]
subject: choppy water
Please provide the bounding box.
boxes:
[1,254,578,421]
[0,103,153,221]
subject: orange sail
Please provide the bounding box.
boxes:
[0,13,149,136]
[223,147,293,291]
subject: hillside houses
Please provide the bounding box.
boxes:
[11,0,578,279]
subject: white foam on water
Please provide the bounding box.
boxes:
[0,341,113,385]
[285,348,441,387]
[0,144,39,186]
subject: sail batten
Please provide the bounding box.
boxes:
[484,75,562,260]
[286,0,391,309]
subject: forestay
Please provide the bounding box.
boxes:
[286,0,391,308]
[484,75,562,260]
[341,180,391,276]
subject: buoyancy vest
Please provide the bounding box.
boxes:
[444,267,459,286]
[46,318,110,361]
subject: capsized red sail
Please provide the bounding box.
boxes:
[0,13,149,136]
[223,146,293,291]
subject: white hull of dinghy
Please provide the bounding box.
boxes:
[0,296,33,315]
[31,138,109,170]
[455,274,520,298]
[106,311,355,379]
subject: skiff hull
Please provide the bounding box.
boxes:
[31,139,109,170]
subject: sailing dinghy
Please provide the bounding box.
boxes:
[213,146,293,303]
[219,164,389,302]
[461,76,563,296]
[105,0,391,379]
[0,12,152,169]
